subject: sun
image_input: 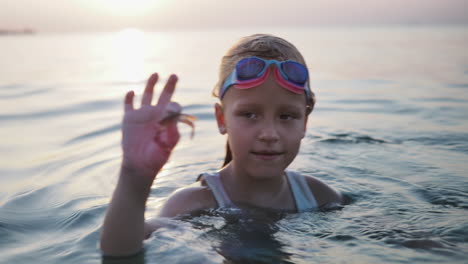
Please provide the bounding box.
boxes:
[89,0,170,17]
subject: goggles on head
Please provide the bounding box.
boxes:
[220,56,312,105]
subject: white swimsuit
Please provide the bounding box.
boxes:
[198,170,318,212]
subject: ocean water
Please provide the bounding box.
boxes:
[0,26,467,263]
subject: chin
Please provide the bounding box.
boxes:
[246,165,285,181]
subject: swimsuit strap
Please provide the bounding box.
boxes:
[286,170,318,212]
[199,171,318,212]
[198,172,235,208]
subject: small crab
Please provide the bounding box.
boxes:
[159,112,197,139]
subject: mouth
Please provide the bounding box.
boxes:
[251,151,284,160]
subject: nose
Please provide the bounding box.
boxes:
[258,120,280,143]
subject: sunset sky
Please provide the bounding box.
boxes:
[1,0,467,32]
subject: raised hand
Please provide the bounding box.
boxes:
[121,73,182,180]
[101,73,196,256]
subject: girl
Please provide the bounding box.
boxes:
[100,34,343,257]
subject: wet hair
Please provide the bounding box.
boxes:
[213,34,316,167]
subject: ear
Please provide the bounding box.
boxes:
[215,103,227,135]
[301,115,308,138]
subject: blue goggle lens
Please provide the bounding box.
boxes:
[235,57,308,85]
[281,61,308,85]
[236,58,266,80]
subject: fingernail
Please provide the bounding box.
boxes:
[167,102,182,113]
[169,74,178,82]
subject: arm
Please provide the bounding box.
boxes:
[101,166,153,255]
[305,176,343,207]
[143,182,218,238]
[100,73,182,256]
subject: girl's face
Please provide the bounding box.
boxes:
[216,69,308,179]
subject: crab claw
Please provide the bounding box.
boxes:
[159,112,197,139]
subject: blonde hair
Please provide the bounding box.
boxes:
[215,34,316,167]
[213,34,316,111]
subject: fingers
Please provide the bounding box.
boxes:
[156,74,178,108]
[155,122,180,153]
[166,101,182,114]
[158,102,182,125]
[165,122,180,148]
[142,73,159,106]
[124,91,135,112]
[131,73,178,118]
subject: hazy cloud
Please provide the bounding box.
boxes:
[1,0,467,32]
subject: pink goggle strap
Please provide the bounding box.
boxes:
[233,67,271,90]
[233,66,305,94]
[273,67,304,94]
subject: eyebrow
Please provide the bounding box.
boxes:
[233,102,261,109]
[278,103,303,111]
[233,102,304,112]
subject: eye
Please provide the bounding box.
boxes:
[243,112,258,119]
[279,112,299,120]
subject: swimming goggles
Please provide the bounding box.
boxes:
[220,56,312,104]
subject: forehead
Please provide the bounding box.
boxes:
[222,72,307,110]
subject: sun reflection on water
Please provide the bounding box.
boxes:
[112,28,146,84]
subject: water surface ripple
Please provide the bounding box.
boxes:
[1,27,467,263]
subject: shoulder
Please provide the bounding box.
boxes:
[303,175,343,207]
[157,180,217,218]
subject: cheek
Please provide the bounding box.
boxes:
[228,125,251,146]
[225,120,248,143]
[280,124,305,146]
[281,121,305,135]
[284,133,303,147]
[225,117,241,136]
[227,132,250,161]
[283,137,303,162]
